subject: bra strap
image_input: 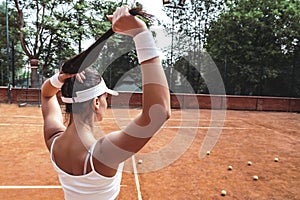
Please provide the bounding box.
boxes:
[89,142,98,172]
[83,149,91,175]
[50,137,59,162]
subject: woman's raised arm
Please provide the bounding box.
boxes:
[93,6,171,170]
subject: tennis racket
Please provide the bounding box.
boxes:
[61,6,154,74]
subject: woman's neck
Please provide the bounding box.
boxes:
[66,115,97,147]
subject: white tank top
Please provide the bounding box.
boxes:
[50,137,124,200]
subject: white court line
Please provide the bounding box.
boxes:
[132,155,142,200]
[118,126,251,130]
[0,186,62,189]
[0,115,41,118]
[163,126,252,130]
[0,114,43,119]
[0,123,251,130]
[104,117,238,122]
[0,123,43,127]
[0,114,240,125]
[0,115,238,122]
[0,185,128,189]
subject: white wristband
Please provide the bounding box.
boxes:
[50,73,64,89]
[133,31,160,64]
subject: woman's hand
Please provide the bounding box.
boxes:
[107,6,148,37]
[58,70,86,83]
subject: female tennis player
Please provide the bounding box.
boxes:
[41,6,170,200]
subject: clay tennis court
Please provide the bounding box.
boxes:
[0,103,299,199]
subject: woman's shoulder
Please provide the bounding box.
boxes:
[46,131,64,151]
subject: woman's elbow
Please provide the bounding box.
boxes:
[162,97,171,120]
[163,106,171,122]
[149,104,171,123]
[163,106,171,121]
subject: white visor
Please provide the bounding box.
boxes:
[61,79,118,103]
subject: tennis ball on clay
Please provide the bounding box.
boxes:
[228,165,233,170]
[221,190,227,196]
[274,157,279,162]
[247,161,252,166]
[253,175,259,180]
[138,159,143,164]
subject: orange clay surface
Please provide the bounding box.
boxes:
[0,103,300,199]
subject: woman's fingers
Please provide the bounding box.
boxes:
[110,5,147,37]
[58,73,74,83]
[57,70,85,83]
[76,71,86,83]
[76,74,83,83]
[106,15,113,22]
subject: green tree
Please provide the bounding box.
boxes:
[0,2,25,87]
[162,0,226,93]
[12,0,120,88]
[205,0,300,97]
[8,0,156,91]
